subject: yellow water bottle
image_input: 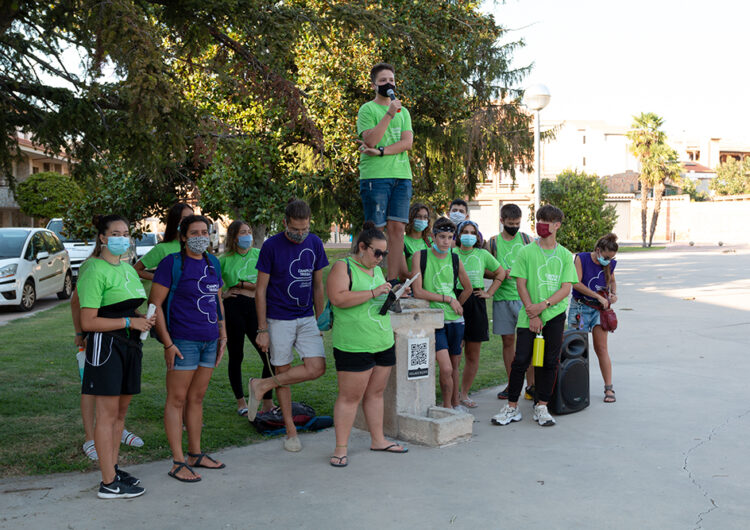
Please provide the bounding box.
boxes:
[532,333,545,367]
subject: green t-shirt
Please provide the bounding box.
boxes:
[219,248,260,289]
[77,258,147,309]
[138,240,180,269]
[404,235,431,262]
[331,258,394,352]
[421,250,460,322]
[493,233,530,301]
[357,101,413,180]
[453,247,500,289]
[511,242,578,328]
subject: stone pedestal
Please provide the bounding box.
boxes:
[354,298,473,446]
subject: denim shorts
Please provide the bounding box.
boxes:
[173,339,218,371]
[360,178,412,227]
[567,299,601,332]
[435,320,465,356]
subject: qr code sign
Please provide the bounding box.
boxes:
[407,338,429,380]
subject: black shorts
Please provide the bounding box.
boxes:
[458,290,489,343]
[82,332,143,396]
[333,345,396,372]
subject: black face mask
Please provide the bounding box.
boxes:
[504,225,520,237]
[377,83,395,98]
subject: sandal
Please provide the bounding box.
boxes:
[329,455,348,468]
[370,443,408,454]
[604,385,616,403]
[168,461,201,483]
[459,397,478,409]
[237,407,249,417]
[187,452,226,469]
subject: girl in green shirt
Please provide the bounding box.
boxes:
[218,220,274,416]
[411,217,473,410]
[78,215,155,498]
[134,202,193,281]
[403,202,432,271]
[454,220,505,409]
[326,221,406,467]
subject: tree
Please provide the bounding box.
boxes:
[14,172,82,220]
[711,157,750,195]
[627,112,680,247]
[540,169,617,253]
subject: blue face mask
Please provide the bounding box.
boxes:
[237,234,253,249]
[449,211,466,224]
[432,243,449,255]
[413,219,429,232]
[106,236,130,256]
[597,256,611,266]
[460,234,477,248]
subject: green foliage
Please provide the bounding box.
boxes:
[680,177,710,202]
[540,169,617,253]
[14,172,82,219]
[711,157,750,195]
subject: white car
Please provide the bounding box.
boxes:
[134,232,160,259]
[0,228,73,311]
[46,218,137,279]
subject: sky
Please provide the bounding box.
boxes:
[484,0,750,142]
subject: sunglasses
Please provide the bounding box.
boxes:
[367,245,389,259]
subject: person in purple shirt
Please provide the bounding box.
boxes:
[248,199,328,452]
[568,232,619,403]
[150,215,227,482]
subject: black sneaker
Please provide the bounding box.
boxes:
[97,479,145,499]
[115,465,141,486]
[497,386,509,400]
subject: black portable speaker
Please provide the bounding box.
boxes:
[549,329,590,414]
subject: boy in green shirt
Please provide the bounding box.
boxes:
[357,62,413,284]
[491,205,578,427]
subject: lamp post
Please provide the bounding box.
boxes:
[523,84,551,213]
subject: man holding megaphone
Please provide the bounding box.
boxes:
[357,63,414,289]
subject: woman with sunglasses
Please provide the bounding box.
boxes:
[453,220,505,409]
[568,233,619,403]
[326,221,407,467]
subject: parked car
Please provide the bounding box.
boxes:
[46,218,137,279]
[0,228,72,311]
[134,232,160,259]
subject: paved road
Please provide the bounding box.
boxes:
[1,246,749,529]
[0,298,65,327]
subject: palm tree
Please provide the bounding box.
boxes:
[627,112,666,247]
[645,144,681,246]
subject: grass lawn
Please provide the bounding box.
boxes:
[0,249,507,478]
[617,245,666,252]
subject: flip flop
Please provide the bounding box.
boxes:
[187,452,226,469]
[168,461,201,483]
[330,455,348,467]
[370,443,408,454]
[460,398,478,408]
[247,378,261,422]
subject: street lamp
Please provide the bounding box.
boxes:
[523,84,551,213]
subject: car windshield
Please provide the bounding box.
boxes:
[46,219,82,243]
[136,233,157,246]
[0,229,30,259]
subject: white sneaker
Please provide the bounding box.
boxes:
[284,436,302,452]
[491,405,522,425]
[532,404,556,427]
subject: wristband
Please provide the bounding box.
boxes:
[164,343,174,350]
[75,332,84,337]
[124,317,130,329]
[257,328,268,334]
[371,289,375,298]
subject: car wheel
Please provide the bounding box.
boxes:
[57,271,73,300]
[19,280,36,311]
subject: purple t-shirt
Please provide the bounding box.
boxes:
[572,252,617,302]
[256,232,328,320]
[153,253,223,341]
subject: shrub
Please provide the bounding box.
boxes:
[15,172,83,220]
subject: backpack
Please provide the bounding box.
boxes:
[490,232,532,258]
[317,258,352,332]
[155,252,223,341]
[419,249,460,294]
[251,402,334,435]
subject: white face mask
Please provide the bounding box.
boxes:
[449,211,466,224]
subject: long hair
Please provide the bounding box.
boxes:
[405,203,431,245]
[595,232,619,290]
[91,214,129,258]
[163,203,194,243]
[224,220,250,255]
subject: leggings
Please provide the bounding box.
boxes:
[507,312,565,404]
[224,295,272,400]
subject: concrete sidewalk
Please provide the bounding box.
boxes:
[2,247,749,529]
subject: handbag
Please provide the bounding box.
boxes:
[597,291,618,332]
[317,301,333,331]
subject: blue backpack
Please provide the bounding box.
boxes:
[161,252,223,335]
